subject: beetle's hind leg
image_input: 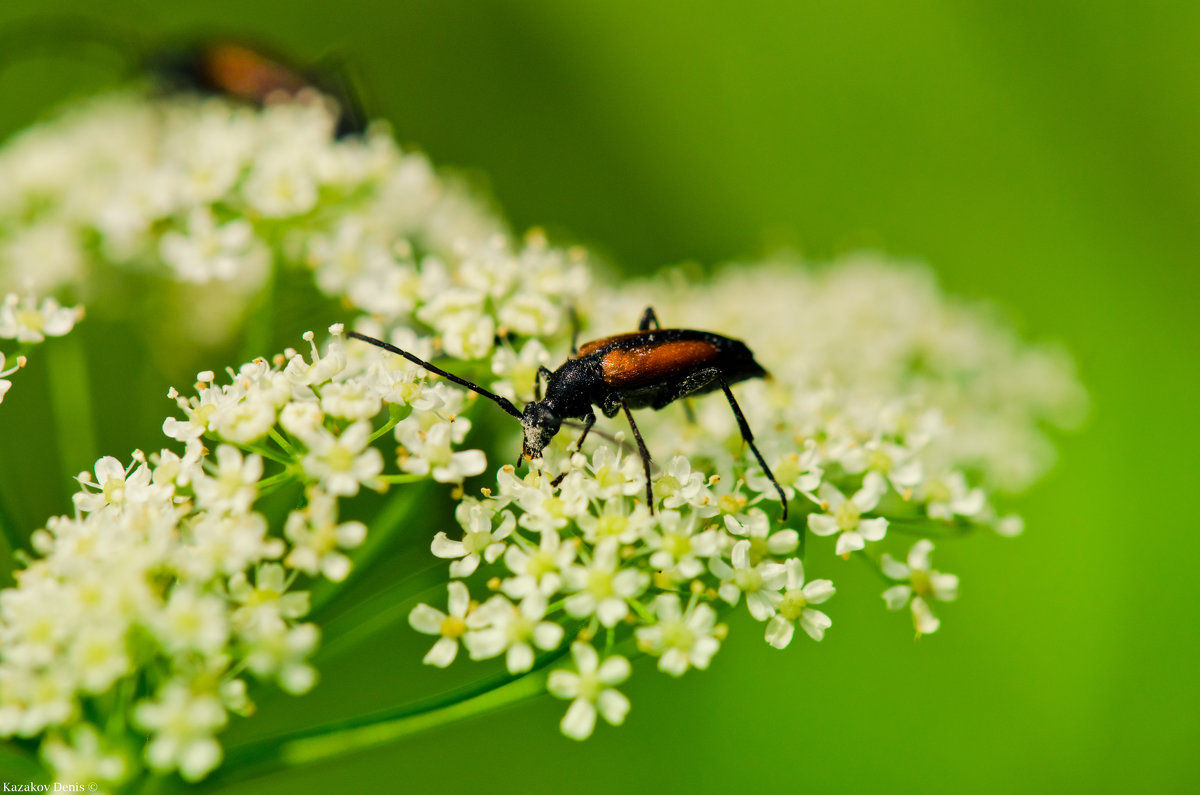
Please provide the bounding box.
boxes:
[716,375,789,521]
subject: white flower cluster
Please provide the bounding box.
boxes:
[0,291,84,404]
[0,320,518,784]
[409,258,1085,739]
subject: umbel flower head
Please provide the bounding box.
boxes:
[0,84,1084,786]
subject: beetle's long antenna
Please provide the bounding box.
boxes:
[347,331,523,419]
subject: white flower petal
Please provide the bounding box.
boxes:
[858,517,888,542]
[807,514,839,536]
[597,688,630,726]
[912,596,941,635]
[408,604,446,635]
[880,553,910,580]
[834,531,865,556]
[423,637,459,667]
[597,654,631,685]
[908,539,935,570]
[764,615,794,649]
[799,608,831,641]
[560,698,597,740]
[767,529,799,555]
[803,578,836,604]
[882,585,912,610]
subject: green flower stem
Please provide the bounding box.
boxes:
[0,486,23,562]
[210,655,564,788]
[314,565,445,664]
[44,333,98,499]
[269,428,299,458]
[855,550,892,584]
[885,516,973,537]
[377,473,427,485]
[237,248,279,365]
[239,441,293,466]
[308,478,436,617]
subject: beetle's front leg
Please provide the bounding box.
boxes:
[574,411,597,451]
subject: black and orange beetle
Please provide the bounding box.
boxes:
[146,38,367,137]
[0,19,367,137]
[348,307,789,519]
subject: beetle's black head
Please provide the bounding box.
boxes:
[520,400,562,461]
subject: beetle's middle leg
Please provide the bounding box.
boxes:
[617,395,656,514]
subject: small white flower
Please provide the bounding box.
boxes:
[397,419,487,483]
[40,723,128,786]
[0,292,83,343]
[432,500,515,578]
[319,379,383,421]
[409,581,472,667]
[158,207,256,283]
[284,329,347,387]
[725,508,799,564]
[747,440,823,503]
[708,539,786,621]
[546,643,631,740]
[490,338,552,402]
[243,623,320,695]
[301,421,384,497]
[655,456,717,515]
[920,471,986,521]
[881,539,959,636]
[192,445,262,515]
[807,472,889,556]
[763,558,835,648]
[642,510,720,581]
[577,499,653,545]
[563,538,649,627]
[0,352,26,404]
[229,563,310,636]
[133,682,227,782]
[153,587,229,656]
[500,530,578,599]
[72,456,163,514]
[635,594,722,676]
[463,593,564,673]
[283,492,368,581]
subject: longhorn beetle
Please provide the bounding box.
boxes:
[347,307,788,519]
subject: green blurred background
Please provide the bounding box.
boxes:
[1,1,1197,792]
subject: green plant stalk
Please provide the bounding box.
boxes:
[209,657,563,788]
[44,333,99,500]
[308,477,436,616]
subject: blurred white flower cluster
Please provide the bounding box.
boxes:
[0,92,586,350]
[0,291,84,403]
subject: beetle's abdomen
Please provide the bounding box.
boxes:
[600,339,721,388]
[200,44,309,101]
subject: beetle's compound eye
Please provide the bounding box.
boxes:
[521,402,561,459]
